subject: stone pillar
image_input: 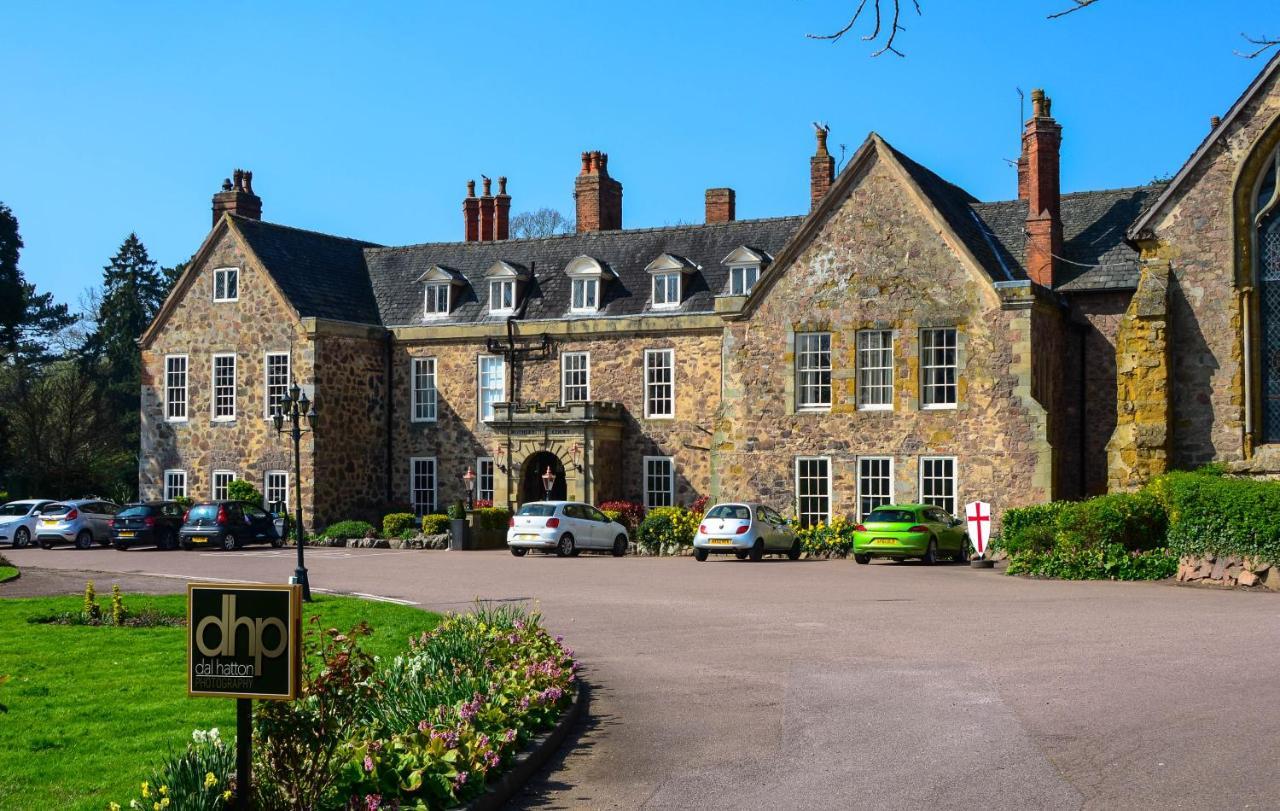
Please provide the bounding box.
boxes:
[1107,260,1171,490]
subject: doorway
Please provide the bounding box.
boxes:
[520,451,567,503]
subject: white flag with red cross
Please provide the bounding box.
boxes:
[965,501,992,558]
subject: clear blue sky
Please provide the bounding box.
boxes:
[2,0,1274,309]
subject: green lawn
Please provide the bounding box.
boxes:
[0,566,17,584]
[0,592,439,810]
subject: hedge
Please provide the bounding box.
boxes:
[321,519,377,540]
[1000,490,1166,556]
[1152,470,1280,564]
[599,500,644,530]
[635,506,698,553]
[421,514,449,535]
[382,513,416,537]
[473,506,511,531]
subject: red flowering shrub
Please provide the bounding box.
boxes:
[599,500,645,530]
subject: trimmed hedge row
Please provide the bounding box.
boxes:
[1153,470,1280,564]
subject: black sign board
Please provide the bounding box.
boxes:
[187,583,301,700]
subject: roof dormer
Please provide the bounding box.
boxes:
[721,246,768,296]
[564,255,615,313]
[645,253,696,310]
[417,264,466,317]
[484,260,530,315]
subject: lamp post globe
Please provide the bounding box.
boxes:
[542,466,556,501]
[462,466,476,510]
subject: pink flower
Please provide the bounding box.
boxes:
[363,755,375,773]
[454,771,469,791]
[502,729,517,744]
[485,751,501,768]
[364,794,381,810]
[418,720,430,733]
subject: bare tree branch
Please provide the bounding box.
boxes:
[808,0,921,58]
[1047,0,1103,20]
[1235,32,1280,59]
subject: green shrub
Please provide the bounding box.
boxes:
[421,513,449,535]
[1153,471,1280,564]
[321,520,377,540]
[1007,544,1177,581]
[999,501,1072,555]
[227,478,263,506]
[173,495,194,510]
[473,506,511,531]
[1053,490,1167,553]
[634,506,698,553]
[797,516,855,556]
[382,512,416,537]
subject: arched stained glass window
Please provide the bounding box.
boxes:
[1256,149,1280,440]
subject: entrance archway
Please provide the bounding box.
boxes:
[520,451,567,503]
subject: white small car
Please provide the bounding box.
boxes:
[693,502,800,562]
[507,501,629,558]
[0,499,58,548]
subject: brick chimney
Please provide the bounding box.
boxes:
[810,125,834,211]
[479,176,496,241]
[463,180,480,242]
[705,188,736,224]
[495,176,511,240]
[211,169,261,227]
[574,151,623,232]
[1020,89,1063,288]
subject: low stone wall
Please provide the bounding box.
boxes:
[1176,555,1280,589]
[308,534,451,550]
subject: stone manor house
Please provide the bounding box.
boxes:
[139,55,1280,530]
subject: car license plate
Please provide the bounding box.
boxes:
[42,519,56,526]
[518,534,538,540]
[119,531,135,538]
[874,538,897,544]
[709,538,733,545]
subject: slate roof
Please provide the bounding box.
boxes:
[232,216,383,324]
[363,217,803,327]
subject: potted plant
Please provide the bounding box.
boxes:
[448,500,470,551]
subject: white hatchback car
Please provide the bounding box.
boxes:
[507,501,630,558]
[693,502,800,562]
[0,499,58,548]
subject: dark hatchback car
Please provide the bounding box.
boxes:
[111,501,186,550]
[179,501,283,551]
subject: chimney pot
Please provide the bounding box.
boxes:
[463,179,480,241]
[1210,115,1222,131]
[809,124,835,211]
[706,188,736,224]
[211,167,262,228]
[1020,88,1063,288]
[495,176,511,241]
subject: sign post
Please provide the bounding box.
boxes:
[964,501,994,568]
[188,583,301,809]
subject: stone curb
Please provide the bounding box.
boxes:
[459,681,586,811]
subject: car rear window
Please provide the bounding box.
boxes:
[706,505,751,520]
[517,504,557,517]
[117,506,154,518]
[41,503,72,517]
[188,504,219,520]
[866,509,916,523]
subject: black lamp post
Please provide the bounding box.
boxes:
[462,466,476,510]
[272,382,316,601]
[541,466,556,501]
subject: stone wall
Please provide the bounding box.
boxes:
[1176,554,1280,589]
[1066,291,1133,495]
[715,150,1055,523]
[1107,263,1171,490]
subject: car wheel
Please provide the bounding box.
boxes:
[953,539,972,563]
[748,539,764,562]
[270,534,283,549]
[694,548,708,562]
[13,527,30,549]
[220,533,238,551]
[787,539,802,561]
[922,538,938,565]
[556,533,575,558]
[735,551,748,561]
[74,530,93,550]
[854,553,871,565]
[510,547,528,557]
[611,535,628,557]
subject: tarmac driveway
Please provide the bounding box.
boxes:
[5,545,1280,810]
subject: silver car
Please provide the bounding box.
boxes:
[0,499,57,548]
[507,501,630,558]
[36,499,121,549]
[693,502,800,562]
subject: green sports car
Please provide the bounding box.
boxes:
[851,504,970,565]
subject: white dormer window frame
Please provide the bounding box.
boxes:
[645,253,695,310]
[483,260,529,316]
[213,267,239,302]
[571,277,599,311]
[722,246,768,297]
[564,255,613,314]
[424,283,450,316]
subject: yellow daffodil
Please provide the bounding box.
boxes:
[161,799,170,809]
[109,804,121,811]
[159,787,168,796]
[153,803,160,811]
[204,772,217,789]
[222,790,233,802]
[141,783,150,798]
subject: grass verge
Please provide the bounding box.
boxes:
[0,565,17,584]
[0,592,439,809]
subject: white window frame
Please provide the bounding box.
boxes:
[795,332,832,412]
[213,267,239,302]
[652,272,681,309]
[919,456,958,517]
[795,456,832,528]
[410,457,438,514]
[478,355,505,422]
[212,470,236,502]
[424,283,451,316]
[644,348,675,419]
[163,469,187,501]
[857,330,894,411]
[561,351,590,403]
[729,265,759,296]
[489,279,516,314]
[920,327,958,409]
[164,354,188,422]
[857,457,894,519]
[264,470,289,510]
[643,456,675,510]
[411,357,438,423]
[211,353,237,421]
[476,457,495,504]
[264,352,290,419]
[571,277,599,312]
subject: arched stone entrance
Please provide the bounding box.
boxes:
[521,451,567,502]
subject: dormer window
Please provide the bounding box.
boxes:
[564,255,613,314]
[645,253,696,310]
[416,264,465,318]
[213,267,239,302]
[722,246,768,297]
[483,260,530,315]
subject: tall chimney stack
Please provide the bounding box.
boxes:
[574,151,623,233]
[211,169,262,228]
[705,188,736,224]
[1021,89,1063,289]
[463,180,480,242]
[495,176,511,240]
[810,125,834,211]
[479,176,496,241]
